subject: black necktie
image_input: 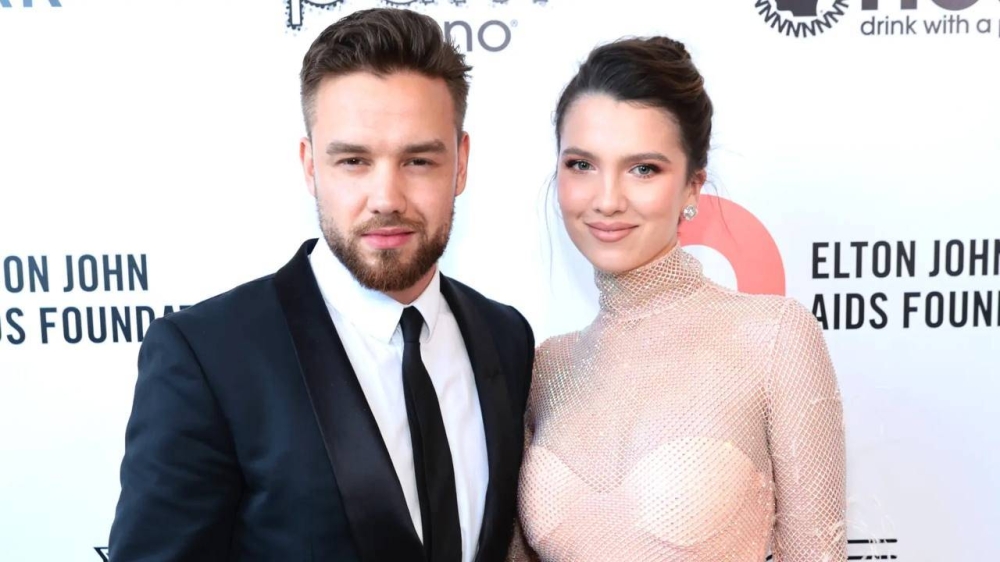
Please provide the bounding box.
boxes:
[399,306,462,562]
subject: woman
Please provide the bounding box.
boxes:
[508,36,847,561]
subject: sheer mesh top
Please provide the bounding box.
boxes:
[508,246,847,562]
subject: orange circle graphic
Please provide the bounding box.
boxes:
[678,195,786,296]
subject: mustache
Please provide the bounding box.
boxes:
[352,215,425,237]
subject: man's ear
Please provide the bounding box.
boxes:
[455,131,470,197]
[301,136,316,198]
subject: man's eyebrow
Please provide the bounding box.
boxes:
[325,141,371,155]
[401,140,447,154]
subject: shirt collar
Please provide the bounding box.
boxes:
[308,238,442,344]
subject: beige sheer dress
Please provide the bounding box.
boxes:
[508,246,846,561]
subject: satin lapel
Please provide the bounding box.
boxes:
[274,239,424,562]
[440,276,518,562]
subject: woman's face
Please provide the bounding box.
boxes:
[557,93,705,274]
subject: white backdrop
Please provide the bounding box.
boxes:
[1,1,998,560]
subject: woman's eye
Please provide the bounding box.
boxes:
[633,164,658,176]
[568,160,593,171]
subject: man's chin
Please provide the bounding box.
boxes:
[355,250,421,275]
[354,263,430,293]
[357,246,411,266]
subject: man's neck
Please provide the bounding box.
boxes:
[385,264,438,305]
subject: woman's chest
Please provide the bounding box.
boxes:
[521,338,776,554]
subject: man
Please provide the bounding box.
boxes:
[108,8,535,562]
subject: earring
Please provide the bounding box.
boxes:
[682,205,698,221]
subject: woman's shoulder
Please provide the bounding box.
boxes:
[699,280,814,327]
[534,331,581,370]
[694,283,828,362]
[531,329,596,387]
[697,286,833,387]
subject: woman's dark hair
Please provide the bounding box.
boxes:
[554,36,713,180]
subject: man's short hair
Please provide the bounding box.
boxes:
[299,8,472,137]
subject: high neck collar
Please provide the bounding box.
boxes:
[595,245,706,319]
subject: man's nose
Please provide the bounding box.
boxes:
[367,165,407,215]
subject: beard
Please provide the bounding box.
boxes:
[318,204,453,293]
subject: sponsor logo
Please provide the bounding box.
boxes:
[767,538,900,560]
[284,0,547,53]
[2,253,189,346]
[0,0,62,7]
[286,0,343,29]
[863,0,983,9]
[754,0,851,37]
[860,0,1000,36]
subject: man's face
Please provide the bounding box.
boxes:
[300,71,469,293]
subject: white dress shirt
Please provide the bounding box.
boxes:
[308,240,488,562]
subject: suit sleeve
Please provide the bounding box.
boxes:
[505,390,541,562]
[109,318,242,562]
[510,306,536,409]
[505,307,540,562]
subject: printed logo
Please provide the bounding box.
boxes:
[0,0,61,7]
[863,0,982,9]
[766,538,899,560]
[860,0,999,37]
[678,194,786,296]
[94,547,109,561]
[754,0,851,37]
[286,0,343,30]
[285,0,547,53]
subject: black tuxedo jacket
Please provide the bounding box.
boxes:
[109,239,535,562]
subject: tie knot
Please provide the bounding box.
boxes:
[399,306,424,344]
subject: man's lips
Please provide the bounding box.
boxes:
[586,221,637,243]
[361,227,415,250]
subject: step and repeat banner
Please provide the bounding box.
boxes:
[1,0,998,560]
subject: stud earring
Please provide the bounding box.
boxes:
[682,205,698,221]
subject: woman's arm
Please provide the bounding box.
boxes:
[767,300,848,561]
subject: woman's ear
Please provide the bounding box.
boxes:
[686,169,707,207]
